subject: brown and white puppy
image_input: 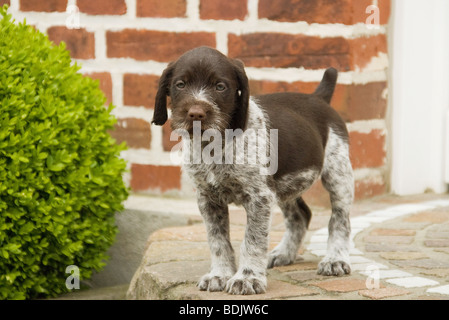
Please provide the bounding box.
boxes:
[152,46,354,295]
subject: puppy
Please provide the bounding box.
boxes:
[152,46,354,295]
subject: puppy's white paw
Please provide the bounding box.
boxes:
[225,273,267,295]
[317,257,351,276]
[198,273,231,292]
[267,250,295,268]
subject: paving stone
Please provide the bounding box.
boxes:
[350,256,373,264]
[434,248,449,255]
[273,261,318,272]
[309,249,327,257]
[349,247,364,255]
[379,252,428,260]
[424,239,449,248]
[174,280,318,300]
[359,269,413,279]
[421,200,449,207]
[350,228,365,238]
[386,277,439,288]
[363,236,414,244]
[309,235,328,243]
[358,287,410,300]
[149,224,209,242]
[427,285,449,295]
[127,260,210,300]
[307,242,328,250]
[390,259,449,269]
[287,270,328,282]
[311,279,379,293]
[425,225,449,239]
[351,262,389,271]
[365,244,420,252]
[381,203,436,214]
[403,211,449,223]
[352,216,392,224]
[420,269,449,278]
[350,221,372,229]
[370,229,416,236]
[313,228,329,235]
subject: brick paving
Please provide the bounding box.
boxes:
[62,194,449,300]
[123,194,449,300]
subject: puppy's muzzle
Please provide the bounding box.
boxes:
[187,105,207,122]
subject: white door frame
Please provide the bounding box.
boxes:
[390,0,449,195]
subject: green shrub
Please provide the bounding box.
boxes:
[0,5,128,299]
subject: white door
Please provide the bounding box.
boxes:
[390,0,449,195]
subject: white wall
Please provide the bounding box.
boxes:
[390,0,449,195]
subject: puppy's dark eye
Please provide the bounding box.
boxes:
[175,80,186,89]
[216,82,226,92]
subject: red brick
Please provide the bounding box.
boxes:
[47,27,95,60]
[292,175,386,208]
[228,33,387,71]
[350,34,387,70]
[249,80,387,122]
[130,164,182,192]
[332,81,387,122]
[123,74,159,108]
[353,0,391,25]
[77,0,126,15]
[137,0,186,18]
[378,0,391,25]
[249,80,317,97]
[259,0,390,25]
[107,30,216,62]
[355,178,386,200]
[1,0,10,6]
[85,72,113,105]
[352,0,375,24]
[349,130,386,169]
[162,120,182,152]
[20,0,67,12]
[259,0,354,24]
[200,0,247,20]
[109,118,151,149]
[228,33,351,70]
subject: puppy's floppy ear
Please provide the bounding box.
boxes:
[230,59,250,131]
[152,62,175,126]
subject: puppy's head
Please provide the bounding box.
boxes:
[152,46,249,133]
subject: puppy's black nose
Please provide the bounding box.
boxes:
[187,106,207,121]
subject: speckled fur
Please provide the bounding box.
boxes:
[188,99,276,294]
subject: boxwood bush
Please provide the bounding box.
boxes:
[0,5,128,299]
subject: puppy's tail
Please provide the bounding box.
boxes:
[314,68,338,104]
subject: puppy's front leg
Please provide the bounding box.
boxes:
[197,192,237,292]
[226,191,274,295]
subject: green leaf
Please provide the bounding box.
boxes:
[18,156,29,163]
[19,222,34,234]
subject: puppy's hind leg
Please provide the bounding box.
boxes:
[317,128,354,277]
[267,197,311,268]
